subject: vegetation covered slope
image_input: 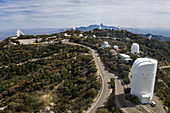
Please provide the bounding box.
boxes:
[69,29,170,111]
[0,28,169,112]
[0,43,100,112]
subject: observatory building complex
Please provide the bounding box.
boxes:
[11,30,25,39]
[130,58,158,104]
[131,43,139,54]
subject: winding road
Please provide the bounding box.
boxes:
[62,39,142,113]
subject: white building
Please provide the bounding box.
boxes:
[79,34,83,37]
[130,58,158,104]
[11,36,18,39]
[72,27,76,31]
[119,53,132,62]
[131,43,139,54]
[102,41,110,48]
[93,35,96,38]
[148,35,152,40]
[99,26,102,30]
[64,33,68,37]
[64,33,71,37]
[84,36,88,38]
[113,45,118,50]
[17,30,25,37]
[11,30,25,39]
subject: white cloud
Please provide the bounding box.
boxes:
[0,0,170,29]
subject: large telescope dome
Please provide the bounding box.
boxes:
[130,57,158,104]
[131,43,139,54]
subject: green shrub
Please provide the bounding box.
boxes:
[124,88,131,94]
[96,108,111,113]
[125,94,140,105]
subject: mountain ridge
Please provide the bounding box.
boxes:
[74,24,170,41]
[1,24,170,41]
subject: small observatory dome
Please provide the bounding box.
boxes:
[93,35,96,38]
[131,43,139,54]
[102,41,110,48]
[130,57,158,104]
[148,35,152,40]
[64,33,68,37]
[72,27,76,31]
[79,34,83,37]
[114,45,118,50]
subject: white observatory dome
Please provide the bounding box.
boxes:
[102,41,110,48]
[130,58,158,104]
[79,34,83,37]
[148,35,152,40]
[93,35,96,38]
[131,43,139,54]
[17,30,25,37]
[103,41,108,45]
[114,45,118,49]
[72,27,76,31]
[64,33,68,37]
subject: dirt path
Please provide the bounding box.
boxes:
[0,53,58,69]
[159,65,170,69]
[41,80,64,106]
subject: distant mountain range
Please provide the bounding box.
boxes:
[0,28,65,41]
[139,33,170,42]
[75,24,170,41]
[0,24,170,41]
[75,23,117,31]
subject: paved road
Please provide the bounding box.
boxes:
[62,39,112,113]
[62,39,142,113]
[114,76,142,113]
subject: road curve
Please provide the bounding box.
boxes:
[62,39,142,113]
[62,39,111,113]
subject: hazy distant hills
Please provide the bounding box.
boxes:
[0,28,65,41]
[0,24,170,41]
[75,23,117,31]
[139,33,170,41]
[75,24,170,41]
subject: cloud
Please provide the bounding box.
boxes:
[0,0,170,29]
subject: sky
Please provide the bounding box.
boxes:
[0,0,170,30]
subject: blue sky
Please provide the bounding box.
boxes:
[0,0,170,30]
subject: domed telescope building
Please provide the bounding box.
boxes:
[131,43,139,54]
[130,58,158,104]
[11,30,25,39]
[72,27,76,31]
[17,30,25,37]
[79,34,83,37]
[102,41,110,48]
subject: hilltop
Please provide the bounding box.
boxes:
[0,28,169,112]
